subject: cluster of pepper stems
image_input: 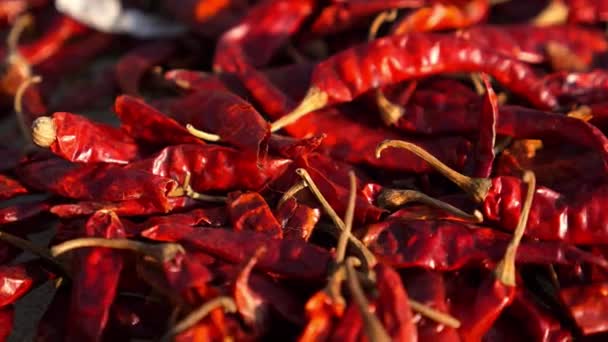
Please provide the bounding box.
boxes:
[2,0,608,341]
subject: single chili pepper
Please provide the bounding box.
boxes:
[65,210,126,341]
[331,263,418,341]
[364,218,608,271]
[0,260,53,308]
[309,0,423,35]
[558,282,608,335]
[153,90,271,154]
[115,40,176,95]
[213,0,315,72]
[125,144,292,194]
[141,224,332,280]
[457,24,608,69]
[227,191,282,238]
[270,32,558,132]
[275,197,320,241]
[0,174,27,200]
[391,0,488,35]
[31,112,140,164]
[18,156,182,213]
[377,140,608,244]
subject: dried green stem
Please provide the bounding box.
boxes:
[376,140,491,202]
[179,172,226,203]
[378,188,483,223]
[186,124,221,142]
[51,238,184,263]
[345,257,391,342]
[495,170,536,286]
[161,296,237,341]
[270,87,328,132]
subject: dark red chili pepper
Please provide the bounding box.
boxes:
[377,140,608,244]
[0,260,53,308]
[18,156,181,212]
[310,0,423,35]
[115,40,176,96]
[141,224,332,280]
[0,174,27,200]
[541,70,608,107]
[213,0,315,72]
[363,219,608,270]
[66,210,126,341]
[270,32,558,133]
[559,282,608,335]
[275,198,320,241]
[125,144,291,194]
[227,191,282,238]
[31,112,140,164]
[391,0,488,34]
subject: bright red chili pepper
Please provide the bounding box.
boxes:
[391,0,488,34]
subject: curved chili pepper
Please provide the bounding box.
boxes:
[227,191,282,238]
[126,144,291,193]
[115,40,176,95]
[310,0,423,35]
[391,0,488,34]
[31,112,140,164]
[271,32,558,132]
[141,224,332,280]
[66,211,126,341]
[214,0,315,72]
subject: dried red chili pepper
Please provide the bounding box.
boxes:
[0,174,27,200]
[141,225,332,280]
[66,211,126,341]
[559,282,608,335]
[377,140,608,244]
[0,260,53,308]
[391,0,488,34]
[213,0,315,72]
[275,198,320,241]
[270,32,558,132]
[115,40,176,95]
[49,197,198,219]
[228,192,282,239]
[125,144,291,194]
[0,200,49,225]
[541,70,608,107]
[471,74,497,178]
[31,112,140,164]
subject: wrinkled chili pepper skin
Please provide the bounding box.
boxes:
[541,70,608,107]
[126,144,291,193]
[214,0,315,72]
[307,32,557,110]
[228,191,282,238]
[298,290,343,342]
[49,196,197,218]
[141,225,332,280]
[365,219,608,270]
[275,198,320,241]
[42,112,140,164]
[559,282,608,335]
[67,211,126,341]
[472,75,497,178]
[509,289,572,342]
[392,0,488,35]
[115,40,176,95]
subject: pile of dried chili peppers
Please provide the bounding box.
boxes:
[3,0,608,340]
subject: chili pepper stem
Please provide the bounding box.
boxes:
[161,296,237,341]
[336,171,357,264]
[531,0,568,26]
[375,89,405,126]
[326,264,348,311]
[296,168,377,268]
[269,87,328,132]
[186,124,221,142]
[278,180,308,207]
[368,9,398,42]
[409,300,461,329]
[376,140,492,202]
[378,188,484,223]
[495,170,536,286]
[50,238,185,263]
[175,172,227,203]
[5,14,32,75]
[345,257,391,342]
[14,75,42,142]
[31,116,56,148]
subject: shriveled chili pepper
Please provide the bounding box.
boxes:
[213,0,315,72]
[227,191,282,238]
[377,140,608,244]
[270,32,558,132]
[391,0,488,34]
[141,224,332,280]
[275,198,320,241]
[65,210,126,341]
[559,282,608,335]
[31,112,140,164]
[0,260,53,308]
[115,40,176,96]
